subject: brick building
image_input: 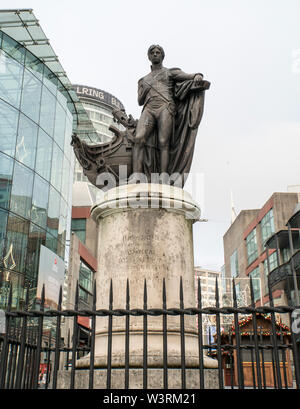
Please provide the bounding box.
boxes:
[223,192,300,308]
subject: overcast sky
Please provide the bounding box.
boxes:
[4,0,300,270]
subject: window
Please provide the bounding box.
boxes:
[71,218,86,244]
[261,209,275,246]
[0,152,14,209]
[20,69,42,123]
[10,162,34,219]
[15,114,38,169]
[264,251,278,294]
[230,250,239,278]
[249,267,261,302]
[79,260,94,306]
[0,99,19,157]
[246,228,258,265]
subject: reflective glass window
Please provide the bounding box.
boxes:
[31,174,49,230]
[57,87,68,110]
[79,260,94,293]
[5,213,29,274]
[0,208,8,258]
[47,186,60,238]
[58,198,67,245]
[261,209,275,246]
[20,68,42,123]
[263,251,278,294]
[61,156,70,201]
[35,129,53,181]
[0,152,14,209]
[25,51,44,81]
[0,50,24,108]
[57,239,65,260]
[64,115,73,160]
[39,85,56,137]
[71,218,86,244]
[2,33,25,65]
[26,223,46,286]
[230,250,239,278]
[249,267,261,302]
[246,228,258,265]
[54,101,66,149]
[0,99,19,157]
[43,66,58,96]
[51,143,63,192]
[15,114,38,169]
[0,270,25,310]
[45,231,58,254]
[10,161,34,219]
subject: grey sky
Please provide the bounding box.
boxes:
[4,0,300,270]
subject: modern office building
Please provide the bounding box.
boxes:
[0,10,96,310]
[223,192,300,310]
[72,84,124,187]
[194,267,228,341]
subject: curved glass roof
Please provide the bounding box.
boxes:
[0,8,98,143]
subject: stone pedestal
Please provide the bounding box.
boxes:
[77,183,217,369]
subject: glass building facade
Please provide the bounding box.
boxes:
[0,29,76,309]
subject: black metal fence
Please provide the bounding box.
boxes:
[0,277,300,389]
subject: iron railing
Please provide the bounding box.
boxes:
[0,277,300,389]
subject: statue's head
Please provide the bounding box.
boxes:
[147,44,165,64]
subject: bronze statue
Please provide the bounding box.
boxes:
[72,45,210,189]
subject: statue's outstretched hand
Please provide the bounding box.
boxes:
[193,74,203,85]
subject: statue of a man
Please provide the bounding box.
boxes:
[132,44,204,176]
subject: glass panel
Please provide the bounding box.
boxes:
[79,260,94,293]
[2,33,25,64]
[0,208,8,258]
[71,218,86,244]
[64,114,73,160]
[0,50,24,108]
[57,239,65,260]
[0,152,14,209]
[20,68,42,123]
[61,156,70,201]
[39,85,56,137]
[58,197,67,245]
[54,100,66,149]
[246,228,258,265]
[0,99,19,157]
[45,231,58,254]
[261,209,275,246]
[51,143,63,192]
[10,161,34,219]
[26,223,46,288]
[43,66,58,96]
[35,129,53,181]
[15,114,38,168]
[47,186,60,238]
[4,213,29,274]
[230,249,239,278]
[31,174,49,230]
[57,87,68,110]
[250,267,261,302]
[0,270,25,310]
[25,50,44,81]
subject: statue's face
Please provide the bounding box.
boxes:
[149,47,163,64]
